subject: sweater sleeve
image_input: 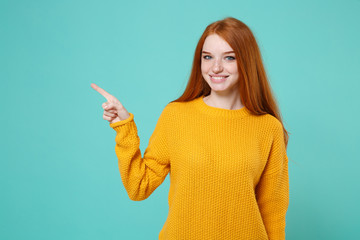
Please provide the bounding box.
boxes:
[255,121,289,240]
[109,105,171,201]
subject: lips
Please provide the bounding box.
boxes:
[210,75,228,83]
[210,74,229,78]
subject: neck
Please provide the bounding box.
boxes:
[203,91,244,110]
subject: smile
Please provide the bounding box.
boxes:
[210,75,228,83]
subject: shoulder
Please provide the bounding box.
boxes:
[162,100,195,115]
[157,101,186,121]
[251,113,284,136]
[262,113,283,128]
[161,101,181,115]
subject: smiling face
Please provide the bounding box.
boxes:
[201,34,239,95]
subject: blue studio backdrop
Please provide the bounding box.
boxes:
[1,0,359,239]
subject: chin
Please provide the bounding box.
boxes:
[207,81,237,92]
[211,88,232,94]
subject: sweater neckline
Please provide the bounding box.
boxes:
[194,96,251,118]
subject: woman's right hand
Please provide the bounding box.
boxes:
[91,83,131,124]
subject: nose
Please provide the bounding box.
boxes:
[212,59,223,73]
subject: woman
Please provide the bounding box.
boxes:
[91,17,289,240]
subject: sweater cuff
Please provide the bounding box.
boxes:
[109,112,134,132]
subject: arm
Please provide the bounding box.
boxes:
[110,105,171,201]
[255,121,289,240]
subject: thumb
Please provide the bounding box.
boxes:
[103,102,116,110]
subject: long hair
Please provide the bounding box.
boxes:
[170,17,290,148]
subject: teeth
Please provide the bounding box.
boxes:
[212,76,227,79]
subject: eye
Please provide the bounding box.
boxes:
[225,56,236,60]
[203,55,212,60]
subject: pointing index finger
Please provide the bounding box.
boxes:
[91,83,112,100]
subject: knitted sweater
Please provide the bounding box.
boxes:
[109,96,289,240]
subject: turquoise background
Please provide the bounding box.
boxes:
[1,0,359,239]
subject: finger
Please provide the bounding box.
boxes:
[103,102,117,110]
[91,83,113,101]
[105,109,117,113]
[103,115,114,121]
[103,111,116,117]
[102,102,117,111]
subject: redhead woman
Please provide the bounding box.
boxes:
[91,17,289,240]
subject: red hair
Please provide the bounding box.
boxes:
[170,17,290,148]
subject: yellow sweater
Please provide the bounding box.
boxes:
[110,96,289,240]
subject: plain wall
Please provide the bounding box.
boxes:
[1,0,359,239]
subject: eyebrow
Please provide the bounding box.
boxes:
[202,51,235,54]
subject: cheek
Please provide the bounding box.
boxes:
[201,62,210,73]
[228,63,238,74]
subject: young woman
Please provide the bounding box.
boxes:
[91,17,289,240]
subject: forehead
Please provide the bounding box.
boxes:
[202,34,234,52]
